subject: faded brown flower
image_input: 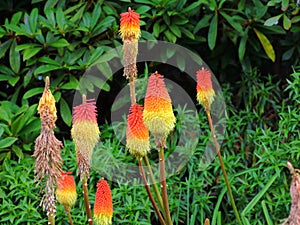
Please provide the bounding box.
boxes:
[33,76,63,214]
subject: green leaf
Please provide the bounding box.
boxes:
[23,87,44,99]
[264,14,283,26]
[48,39,69,47]
[29,8,38,33]
[165,29,177,43]
[238,31,248,61]
[91,3,101,29]
[153,22,160,37]
[60,76,79,90]
[208,13,218,50]
[253,28,275,62]
[0,39,13,59]
[136,5,151,14]
[0,27,6,38]
[194,14,213,33]
[87,76,110,92]
[180,27,195,40]
[56,8,65,31]
[12,145,24,159]
[169,25,181,37]
[34,64,61,75]
[39,56,61,66]
[23,47,42,61]
[282,47,295,61]
[97,61,113,80]
[283,14,291,30]
[181,1,202,13]
[60,98,72,126]
[281,0,289,11]
[0,137,18,149]
[220,11,243,33]
[9,39,20,74]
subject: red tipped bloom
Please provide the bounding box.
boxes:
[120,8,141,41]
[196,68,215,110]
[94,178,113,225]
[126,104,150,157]
[143,72,176,144]
[71,97,100,179]
[56,172,77,208]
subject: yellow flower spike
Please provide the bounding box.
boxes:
[143,72,176,146]
[71,96,100,178]
[126,104,150,157]
[196,68,215,111]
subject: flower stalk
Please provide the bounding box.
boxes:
[196,68,241,225]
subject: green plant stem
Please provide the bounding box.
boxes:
[138,158,166,225]
[158,146,173,225]
[82,173,94,225]
[205,109,242,225]
[64,206,74,225]
[143,155,166,217]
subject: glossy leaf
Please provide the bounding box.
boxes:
[208,13,218,50]
[239,32,248,61]
[0,39,13,59]
[253,28,275,62]
[34,64,61,75]
[60,98,72,126]
[0,137,18,149]
[23,47,42,61]
[283,14,291,30]
[23,87,44,99]
[264,14,282,26]
[48,39,69,47]
[9,39,20,74]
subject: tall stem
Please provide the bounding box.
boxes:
[143,155,165,216]
[82,173,94,225]
[159,146,173,225]
[48,214,55,225]
[129,77,136,104]
[205,109,242,225]
[138,158,166,225]
[65,207,74,225]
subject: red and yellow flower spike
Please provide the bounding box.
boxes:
[196,68,215,111]
[94,178,113,225]
[120,8,141,41]
[120,8,140,80]
[126,104,150,157]
[143,72,176,146]
[56,172,77,209]
[71,95,100,179]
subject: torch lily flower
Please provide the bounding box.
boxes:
[126,104,150,157]
[119,8,141,80]
[94,178,113,225]
[196,68,215,111]
[56,172,77,209]
[71,97,100,179]
[120,8,141,41]
[143,72,176,146]
[33,76,63,217]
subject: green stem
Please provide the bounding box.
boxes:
[159,146,173,225]
[205,109,242,225]
[64,206,74,225]
[143,155,166,217]
[82,173,94,225]
[138,158,166,225]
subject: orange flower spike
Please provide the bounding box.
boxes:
[94,178,113,225]
[71,97,100,178]
[120,8,141,41]
[56,172,77,208]
[143,72,176,143]
[126,104,150,157]
[196,68,215,110]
